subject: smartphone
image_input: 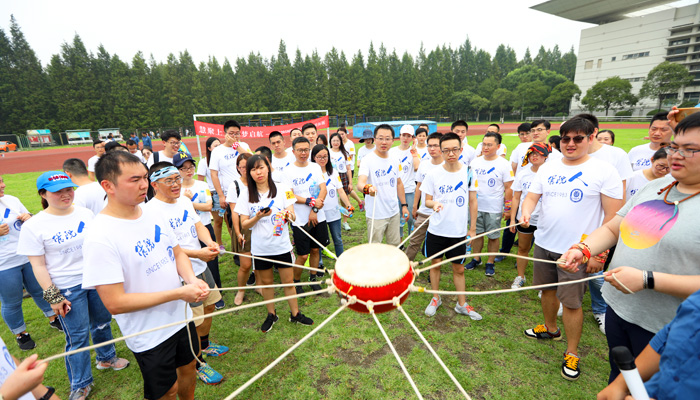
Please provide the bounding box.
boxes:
[674,108,700,122]
[260,207,271,214]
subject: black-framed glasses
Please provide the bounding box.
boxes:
[160,176,183,186]
[665,146,700,158]
[560,135,587,144]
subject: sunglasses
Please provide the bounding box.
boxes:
[560,135,588,144]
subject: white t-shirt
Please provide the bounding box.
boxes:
[470,156,514,213]
[131,150,146,163]
[512,167,541,227]
[475,142,507,157]
[0,195,30,271]
[74,182,107,216]
[416,145,429,162]
[358,151,401,220]
[357,145,374,164]
[590,144,633,182]
[17,207,95,289]
[284,163,327,226]
[322,170,345,222]
[87,155,100,173]
[233,184,296,255]
[422,165,477,238]
[389,146,417,193]
[196,157,215,191]
[626,169,651,200]
[225,178,247,206]
[510,142,533,174]
[0,336,34,400]
[271,151,296,175]
[146,151,174,168]
[208,143,251,195]
[343,140,356,170]
[144,197,206,276]
[182,180,212,226]
[459,142,477,168]
[415,160,443,216]
[628,143,657,171]
[529,158,623,253]
[82,206,191,353]
[329,149,348,174]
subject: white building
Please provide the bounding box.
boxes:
[533,0,700,116]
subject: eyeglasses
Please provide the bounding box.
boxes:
[665,146,700,158]
[441,147,461,155]
[295,148,310,153]
[315,155,328,160]
[560,135,587,144]
[179,166,195,171]
[654,163,670,172]
[167,141,181,146]
[530,128,547,133]
[427,144,440,149]
[160,176,182,186]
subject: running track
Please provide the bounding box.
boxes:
[0,123,648,175]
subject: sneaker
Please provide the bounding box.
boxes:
[558,303,564,317]
[485,263,495,277]
[342,222,351,231]
[561,352,581,381]
[494,255,506,262]
[594,313,606,335]
[359,201,365,212]
[69,384,92,400]
[261,313,279,333]
[246,272,256,286]
[454,302,483,321]
[511,276,526,289]
[214,299,225,310]
[96,356,130,371]
[465,258,481,270]
[294,280,306,295]
[524,324,562,340]
[309,274,322,292]
[424,297,442,317]
[16,333,36,351]
[49,318,63,331]
[197,363,223,385]
[289,311,314,325]
[202,342,229,357]
[316,269,326,279]
[538,290,542,298]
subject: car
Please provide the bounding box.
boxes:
[0,141,17,152]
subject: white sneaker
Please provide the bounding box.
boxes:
[594,313,606,334]
[342,222,351,231]
[557,303,563,317]
[454,302,483,321]
[424,296,442,317]
[511,276,526,289]
[538,290,542,298]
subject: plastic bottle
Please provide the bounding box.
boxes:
[465,235,472,255]
[309,180,320,199]
[0,219,7,243]
[339,206,352,217]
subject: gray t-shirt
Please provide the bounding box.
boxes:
[602,175,700,333]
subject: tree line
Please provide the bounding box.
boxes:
[0,16,579,135]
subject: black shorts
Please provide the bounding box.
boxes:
[517,224,537,234]
[133,322,199,400]
[424,231,466,263]
[255,252,293,271]
[291,221,330,256]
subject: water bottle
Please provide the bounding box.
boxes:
[0,219,8,243]
[339,206,352,217]
[309,180,320,199]
[466,235,472,255]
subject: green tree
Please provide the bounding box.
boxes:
[365,43,387,115]
[491,88,515,120]
[514,80,549,119]
[544,81,581,114]
[640,61,693,110]
[581,77,637,115]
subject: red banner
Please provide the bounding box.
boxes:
[194,116,329,140]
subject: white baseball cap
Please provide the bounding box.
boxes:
[399,124,415,136]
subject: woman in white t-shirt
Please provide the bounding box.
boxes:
[197,137,225,251]
[226,153,256,305]
[311,145,353,257]
[235,155,314,332]
[16,171,128,399]
[509,144,549,289]
[626,148,670,200]
[329,133,355,230]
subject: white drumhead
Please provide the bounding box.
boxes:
[334,243,409,287]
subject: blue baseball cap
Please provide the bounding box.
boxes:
[37,171,76,192]
[173,151,195,168]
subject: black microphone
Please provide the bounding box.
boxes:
[612,346,650,400]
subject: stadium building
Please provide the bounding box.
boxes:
[533,0,700,116]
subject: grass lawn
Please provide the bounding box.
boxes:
[0,129,647,399]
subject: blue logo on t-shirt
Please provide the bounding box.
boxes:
[167,246,175,261]
[13,220,22,231]
[488,178,496,187]
[190,225,196,238]
[389,177,396,187]
[456,196,465,207]
[570,188,583,203]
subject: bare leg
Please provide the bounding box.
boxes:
[541,289,559,332]
[451,262,466,306]
[279,268,299,315]
[516,233,533,278]
[196,304,215,338]
[562,305,583,354]
[470,236,484,263]
[486,238,499,264]
[430,259,442,291]
[212,212,224,248]
[259,269,275,315]
[235,254,252,305]
[309,248,320,274]
[175,359,197,400]
[294,254,309,281]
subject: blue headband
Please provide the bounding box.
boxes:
[150,166,179,181]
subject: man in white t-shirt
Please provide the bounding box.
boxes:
[209,120,252,214]
[82,151,209,400]
[285,137,329,294]
[389,124,421,239]
[520,117,623,381]
[269,131,295,176]
[451,120,476,167]
[301,122,319,145]
[407,132,443,261]
[145,161,227,385]
[466,132,514,277]
[146,130,182,167]
[475,124,507,158]
[628,112,673,171]
[127,139,146,163]
[286,127,302,154]
[357,124,410,246]
[62,158,107,215]
[87,140,105,181]
[414,127,429,161]
[422,132,481,320]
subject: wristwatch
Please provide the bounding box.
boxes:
[401,203,408,208]
[312,206,319,213]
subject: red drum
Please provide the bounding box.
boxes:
[332,243,414,313]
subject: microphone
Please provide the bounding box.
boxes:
[612,346,650,400]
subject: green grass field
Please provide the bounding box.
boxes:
[0,129,648,399]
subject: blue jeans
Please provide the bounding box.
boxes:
[398,192,415,239]
[0,262,54,334]
[59,285,116,391]
[588,271,608,315]
[327,219,344,257]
